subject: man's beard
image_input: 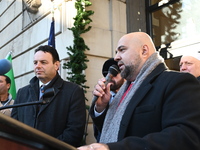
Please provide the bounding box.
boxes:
[110,78,124,91]
[121,58,141,81]
[121,65,134,81]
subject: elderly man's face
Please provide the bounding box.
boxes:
[179,56,200,78]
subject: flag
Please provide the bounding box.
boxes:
[48,17,55,48]
[5,52,16,100]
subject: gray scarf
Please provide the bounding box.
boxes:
[99,52,164,143]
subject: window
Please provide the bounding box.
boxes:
[146,0,200,70]
[147,0,200,47]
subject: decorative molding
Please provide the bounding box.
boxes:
[23,0,42,14]
[119,0,126,3]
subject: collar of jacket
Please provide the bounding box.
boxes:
[29,73,64,92]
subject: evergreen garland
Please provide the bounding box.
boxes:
[63,1,94,144]
[63,0,94,95]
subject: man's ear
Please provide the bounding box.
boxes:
[54,61,60,71]
[142,45,149,56]
[7,83,11,90]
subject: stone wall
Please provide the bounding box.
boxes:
[0,0,127,144]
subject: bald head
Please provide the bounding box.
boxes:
[115,32,157,81]
[180,55,200,78]
[118,32,156,53]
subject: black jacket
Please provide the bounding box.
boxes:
[90,63,200,150]
[12,74,86,147]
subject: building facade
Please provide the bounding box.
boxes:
[0,0,126,144]
[0,0,200,145]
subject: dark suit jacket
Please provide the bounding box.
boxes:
[90,63,200,150]
[11,74,86,147]
[197,76,200,82]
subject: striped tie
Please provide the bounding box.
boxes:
[39,85,45,99]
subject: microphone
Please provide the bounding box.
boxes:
[0,59,12,75]
[91,64,120,104]
[41,87,55,104]
[0,88,55,111]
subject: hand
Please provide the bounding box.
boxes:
[93,78,111,112]
[77,143,109,150]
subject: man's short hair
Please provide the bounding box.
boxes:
[1,75,11,85]
[102,58,120,77]
[35,45,60,63]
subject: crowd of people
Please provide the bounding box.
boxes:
[1,32,200,150]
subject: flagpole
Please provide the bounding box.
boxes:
[52,15,54,22]
[6,51,12,58]
[48,0,56,48]
[51,0,55,20]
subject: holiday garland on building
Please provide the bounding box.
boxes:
[63,0,94,95]
[63,0,94,144]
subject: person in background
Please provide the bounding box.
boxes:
[102,58,125,103]
[0,75,14,116]
[94,58,125,142]
[11,45,86,147]
[179,51,200,81]
[78,32,200,150]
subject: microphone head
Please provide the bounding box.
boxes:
[108,65,120,77]
[41,88,55,104]
[0,59,12,75]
